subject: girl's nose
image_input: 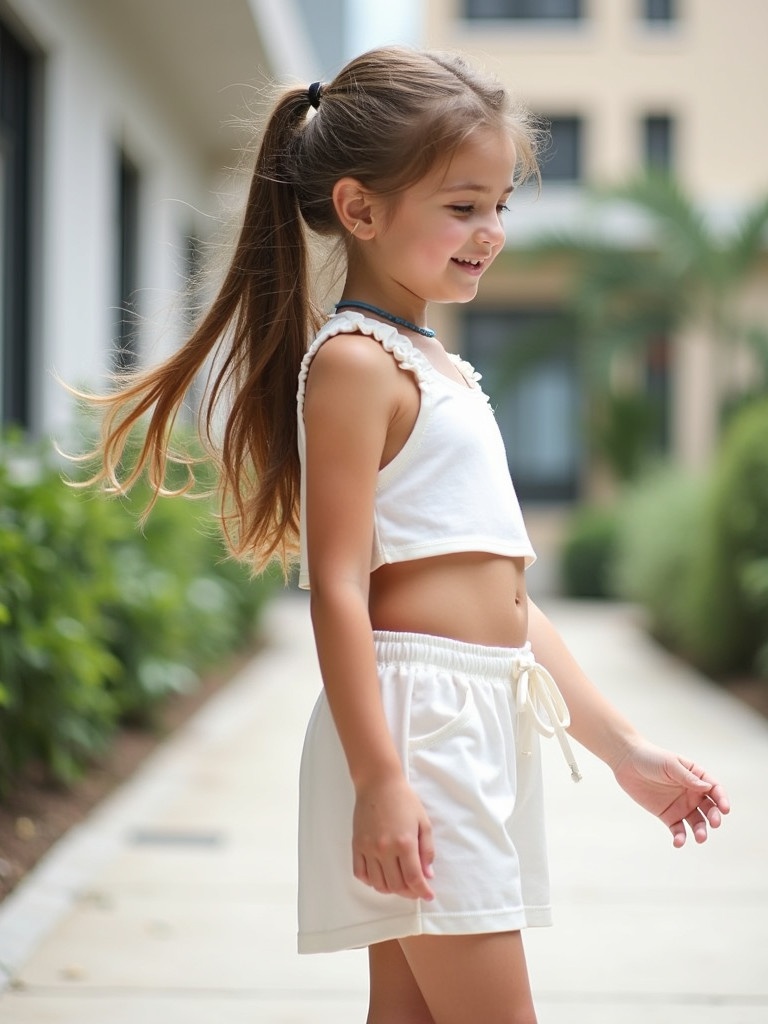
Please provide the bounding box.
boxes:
[475,214,505,250]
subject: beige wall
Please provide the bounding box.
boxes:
[426,0,768,200]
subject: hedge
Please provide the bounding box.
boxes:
[611,467,708,652]
[681,399,768,676]
[560,505,621,599]
[608,399,768,681]
[0,439,278,793]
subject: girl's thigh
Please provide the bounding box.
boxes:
[397,932,537,1024]
[368,940,435,1024]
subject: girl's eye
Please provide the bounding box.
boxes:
[450,203,510,215]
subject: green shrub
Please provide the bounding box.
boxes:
[614,404,768,682]
[741,559,768,675]
[612,466,707,649]
[591,391,658,482]
[560,506,620,599]
[0,451,123,787]
[682,399,768,677]
[0,438,277,793]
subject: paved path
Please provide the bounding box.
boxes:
[0,593,765,1023]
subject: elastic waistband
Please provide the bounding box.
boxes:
[373,629,583,783]
[373,630,533,681]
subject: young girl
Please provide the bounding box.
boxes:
[86,47,729,1024]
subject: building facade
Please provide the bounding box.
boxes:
[423,0,768,510]
[0,0,317,438]
[2,0,765,575]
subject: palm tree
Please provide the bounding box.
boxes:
[505,173,768,479]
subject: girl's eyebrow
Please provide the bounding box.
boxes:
[441,183,515,195]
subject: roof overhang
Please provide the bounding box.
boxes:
[77,0,318,171]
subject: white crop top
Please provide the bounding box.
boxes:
[296,312,536,589]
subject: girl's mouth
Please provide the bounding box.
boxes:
[451,257,486,276]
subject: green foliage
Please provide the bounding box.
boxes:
[560,506,620,599]
[600,174,768,343]
[0,452,122,787]
[612,467,708,650]
[742,560,768,676]
[0,439,277,794]
[591,391,658,482]
[516,173,768,483]
[681,399,768,676]
[612,403,768,681]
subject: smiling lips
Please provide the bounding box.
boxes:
[452,256,487,275]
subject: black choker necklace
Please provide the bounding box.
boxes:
[334,300,436,338]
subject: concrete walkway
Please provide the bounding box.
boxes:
[0,593,765,1023]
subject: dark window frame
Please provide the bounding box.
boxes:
[0,19,33,429]
[463,308,583,503]
[642,114,675,171]
[539,115,583,183]
[114,150,141,371]
[642,0,676,23]
[464,0,583,20]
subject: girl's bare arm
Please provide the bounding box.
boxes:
[526,599,639,765]
[303,336,435,899]
[527,599,730,845]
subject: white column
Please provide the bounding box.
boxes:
[671,326,719,470]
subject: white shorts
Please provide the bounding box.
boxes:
[297,631,580,954]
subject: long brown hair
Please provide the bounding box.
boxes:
[79,47,539,573]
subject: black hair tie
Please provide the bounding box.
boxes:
[308,81,323,110]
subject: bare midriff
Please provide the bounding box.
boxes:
[368,551,528,649]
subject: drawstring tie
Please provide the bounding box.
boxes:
[514,644,582,783]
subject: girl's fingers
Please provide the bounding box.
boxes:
[705,804,722,829]
[353,850,369,885]
[671,799,722,847]
[366,858,391,894]
[400,851,435,901]
[708,782,731,815]
[355,845,431,900]
[684,766,731,815]
[419,820,435,879]
[670,821,687,847]
[684,808,708,844]
[699,793,722,829]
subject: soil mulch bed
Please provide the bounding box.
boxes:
[0,649,255,904]
[0,659,765,906]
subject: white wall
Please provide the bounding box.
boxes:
[4,0,223,438]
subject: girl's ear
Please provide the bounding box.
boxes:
[332,178,378,239]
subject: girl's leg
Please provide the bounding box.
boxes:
[398,932,537,1024]
[367,939,435,1024]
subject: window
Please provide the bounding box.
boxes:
[642,0,676,22]
[643,115,674,171]
[183,232,204,330]
[464,310,582,502]
[114,151,141,370]
[465,0,582,19]
[539,116,582,183]
[0,20,33,428]
[181,231,206,421]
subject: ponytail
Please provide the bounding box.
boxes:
[79,88,322,573]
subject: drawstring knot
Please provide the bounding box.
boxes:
[514,643,582,783]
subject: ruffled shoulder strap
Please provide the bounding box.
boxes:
[446,351,484,389]
[297,312,434,414]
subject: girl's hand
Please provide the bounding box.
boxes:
[611,739,730,847]
[352,775,435,900]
